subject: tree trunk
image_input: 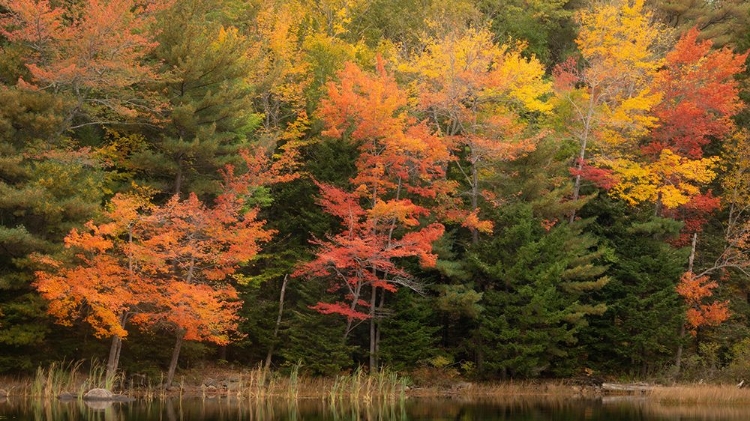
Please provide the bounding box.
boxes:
[166,330,185,387]
[374,290,386,371]
[471,154,479,245]
[569,90,596,223]
[265,275,289,371]
[675,232,698,377]
[106,335,122,382]
[369,284,377,369]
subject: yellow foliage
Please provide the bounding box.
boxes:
[401,27,551,115]
[564,0,664,156]
[608,149,719,209]
[577,0,663,80]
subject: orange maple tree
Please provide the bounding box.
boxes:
[34,192,155,379]
[34,149,283,382]
[676,271,730,336]
[135,185,273,386]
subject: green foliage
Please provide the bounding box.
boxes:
[130,0,261,197]
[378,290,440,371]
[0,87,106,370]
[727,337,750,380]
[277,279,355,375]
[579,198,687,377]
[470,204,609,378]
[479,0,579,65]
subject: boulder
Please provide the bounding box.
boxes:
[82,388,134,402]
[83,388,114,400]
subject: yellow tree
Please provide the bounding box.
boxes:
[400,27,552,243]
[556,0,663,221]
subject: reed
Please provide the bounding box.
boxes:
[287,361,300,400]
[327,367,406,402]
[79,359,121,393]
[242,365,272,399]
[30,360,85,398]
[647,384,750,405]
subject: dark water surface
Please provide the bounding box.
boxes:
[1,396,749,421]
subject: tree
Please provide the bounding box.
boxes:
[0,88,107,371]
[677,257,730,338]
[579,199,687,376]
[557,0,663,220]
[136,168,275,385]
[471,204,609,378]
[608,28,746,220]
[129,0,259,197]
[0,0,165,128]
[477,0,579,65]
[400,26,552,243]
[34,150,279,383]
[34,192,154,379]
[649,0,750,48]
[295,58,451,368]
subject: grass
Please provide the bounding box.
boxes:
[7,360,750,406]
[327,366,407,403]
[31,360,84,398]
[647,384,750,405]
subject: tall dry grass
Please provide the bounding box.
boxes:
[647,384,750,405]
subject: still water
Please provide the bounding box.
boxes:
[1,396,750,421]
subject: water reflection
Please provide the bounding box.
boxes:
[2,395,750,420]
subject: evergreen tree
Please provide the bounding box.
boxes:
[378,289,440,371]
[580,198,687,376]
[130,0,260,197]
[471,204,608,378]
[278,278,356,375]
[0,89,105,371]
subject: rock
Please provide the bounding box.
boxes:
[84,400,113,411]
[84,388,114,400]
[82,388,134,402]
[58,392,78,401]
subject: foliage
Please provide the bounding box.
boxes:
[2,0,750,382]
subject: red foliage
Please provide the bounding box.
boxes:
[297,58,451,323]
[569,158,617,190]
[649,29,746,160]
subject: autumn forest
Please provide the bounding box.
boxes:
[1,0,750,384]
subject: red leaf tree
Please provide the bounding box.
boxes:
[649,28,747,244]
[295,58,451,367]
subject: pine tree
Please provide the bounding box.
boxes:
[579,198,686,376]
[471,204,608,378]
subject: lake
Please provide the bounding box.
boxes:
[1,396,750,420]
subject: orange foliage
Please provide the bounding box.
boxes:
[676,272,730,335]
[34,192,154,339]
[0,0,169,120]
[35,158,277,345]
[298,58,451,322]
